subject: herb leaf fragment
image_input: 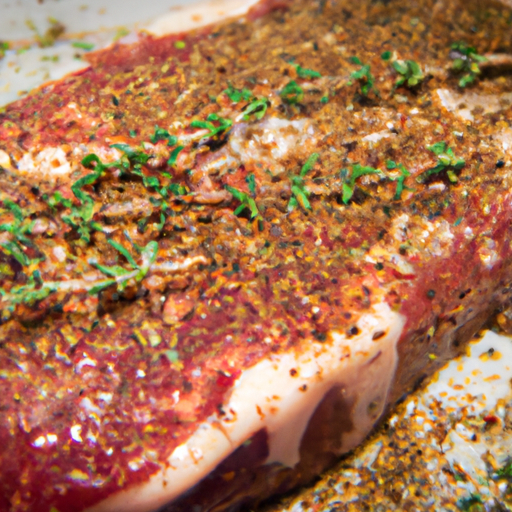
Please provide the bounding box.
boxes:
[190,113,233,139]
[0,199,38,266]
[348,57,378,97]
[243,98,270,121]
[288,154,319,211]
[386,160,412,200]
[341,163,382,204]
[224,85,253,103]
[392,59,424,89]
[90,239,159,293]
[417,142,465,183]
[294,64,322,79]
[150,126,178,146]
[225,185,261,219]
[280,80,304,104]
[456,493,484,512]
[450,41,487,88]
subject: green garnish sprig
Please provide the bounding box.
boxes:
[294,64,322,79]
[149,126,178,146]
[0,199,38,267]
[0,41,10,59]
[72,41,94,51]
[191,113,233,140]
[280,81,304,105]
[54,154,118,242]
[224,85,253,103]
[386,160,412,200]
[450,42,487,88]
[341,163,382,204]
[242,98,269,121]
[416,142,465,184]
[392,59,424,89]
[1,238,160,307]
[222,85,270,122]
[225,184,261,220]
[348,57,378,97]
[90,238,158,293]
[288,153,320,211]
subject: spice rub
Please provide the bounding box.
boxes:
[1,0,512,511]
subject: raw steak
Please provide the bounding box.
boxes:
[1,0,512,511]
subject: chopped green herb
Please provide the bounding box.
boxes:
[341,163,382,204]
[150,126,178,146]
[0,41,10,59]
[381,50,392,61]
[224,85,253,103]
[243,98,269,121]
[167,182,187,196]
[280,80,304,104]
[348,58,378,97]
[295,64,322,79]
[72,41,94,51]
[167,146,184,167]
[289,176,311,210]
[392,59,424,88]
[2,193,49,265]
[3,277,57,306]
[386,160,411,200]
[288,156,319,211]
[190,113,233,139]
[113,27,129,42]
[416,142,465,183]
[246,173,257,196]
[225,186,261,219]
[91,239,158,292]
[107,239,138,269]
[450,41,487,88]
[110,143,151,165]
[57,153,121,242]
[0,240,32,267]
[174,40,186,50]
[300,153,320,177]
[164,349,180,363]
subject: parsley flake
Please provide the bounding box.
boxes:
[225,185,261,219]
[190,113,233,139]
[450,42,487,88]
[224,85,253,103]
[280,80,304,104]
[341,163,382,204]
[392,59,424,89]
[348,57,378,97]
[386,160,412,200]
[295,64,322,79]
[417,142,465,183]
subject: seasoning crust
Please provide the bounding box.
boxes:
[1,0,512,510]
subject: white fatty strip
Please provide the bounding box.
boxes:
[88,301,405,512]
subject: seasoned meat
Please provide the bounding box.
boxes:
[1,0,512,511]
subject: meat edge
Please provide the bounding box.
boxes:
[87,300,405,512]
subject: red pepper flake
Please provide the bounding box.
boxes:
[216,369,241,387]
[320,227,334,250]
[483,414,499,424]
[391,269,416,280]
